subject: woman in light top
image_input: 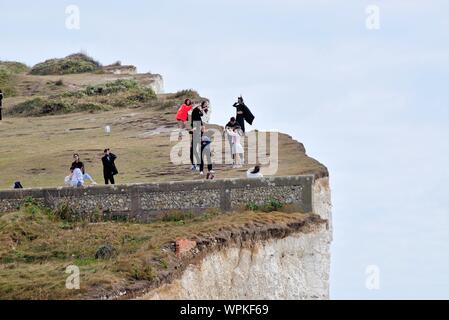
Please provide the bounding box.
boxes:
[226,126,244,168]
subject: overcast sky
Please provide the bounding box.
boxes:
[1,0,449,299]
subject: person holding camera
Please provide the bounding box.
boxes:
[101,148,118,185]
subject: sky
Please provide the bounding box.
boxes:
[1,0,449,299]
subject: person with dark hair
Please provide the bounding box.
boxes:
[247,165,263,178]
[101,149,118,185]
[176,99,193,140]
[226,126,244,168]
[191,100,208,127]
[233,96,254,133]
[71,153,97,185]
[0,89,4,121]
[225,117,238,165]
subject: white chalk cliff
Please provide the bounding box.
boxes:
[138,177,332,300]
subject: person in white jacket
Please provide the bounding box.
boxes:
[226,126,244,168]
[247,165,263,178]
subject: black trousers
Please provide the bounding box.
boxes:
[236,115,245,132]
[200,145,212,172]
[104,174,115,185]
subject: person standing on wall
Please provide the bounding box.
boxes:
[233,96,255,133]
[102,148,118,185]
[0,89,4,121]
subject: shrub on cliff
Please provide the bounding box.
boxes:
[0,61,29,74]
[29,53,101,75]
[6,97,111,117]
[0,61,30,96]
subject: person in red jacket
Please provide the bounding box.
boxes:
[176,99,193,140]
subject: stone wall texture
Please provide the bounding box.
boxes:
[0,175,314,221]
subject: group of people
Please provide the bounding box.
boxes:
[64,149,118,188]
[11,95,262,190]
[176,95,262,179]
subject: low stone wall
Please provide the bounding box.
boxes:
[0,176,314,221]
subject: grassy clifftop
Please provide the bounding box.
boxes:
[0,61,30,96]
[0,199,321,299]
[29,53,101,76]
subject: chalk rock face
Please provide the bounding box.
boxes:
[140,223,331,300]
[149,74,164,94]
[137,177,333,300]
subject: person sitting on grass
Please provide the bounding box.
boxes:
[65,167,84,188]
[71,153,97,185]
[247,165,263,178]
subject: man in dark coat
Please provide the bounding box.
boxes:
[0,89,4,121]
[101,149,118,185]
[233,96,254,133]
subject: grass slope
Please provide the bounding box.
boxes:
[29,53,101,76]
[0,61,30,97]
[0,201,313,299]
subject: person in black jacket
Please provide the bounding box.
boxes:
[233,96,254,133]
[101,149,118,185]
[190,100,209,127]
[0,89,4,121]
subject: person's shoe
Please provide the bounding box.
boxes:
[191,165,196,171]
[209,170,215,174]
[196,166,200,171]
[200,171,204,175]
[92,181,98,185]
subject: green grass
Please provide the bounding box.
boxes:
[29,53,101,75]
[6,79,158,117]
[0,61,30,96]
[0,61,29,74]
[246,198,285,212]
[0,201,312,299]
